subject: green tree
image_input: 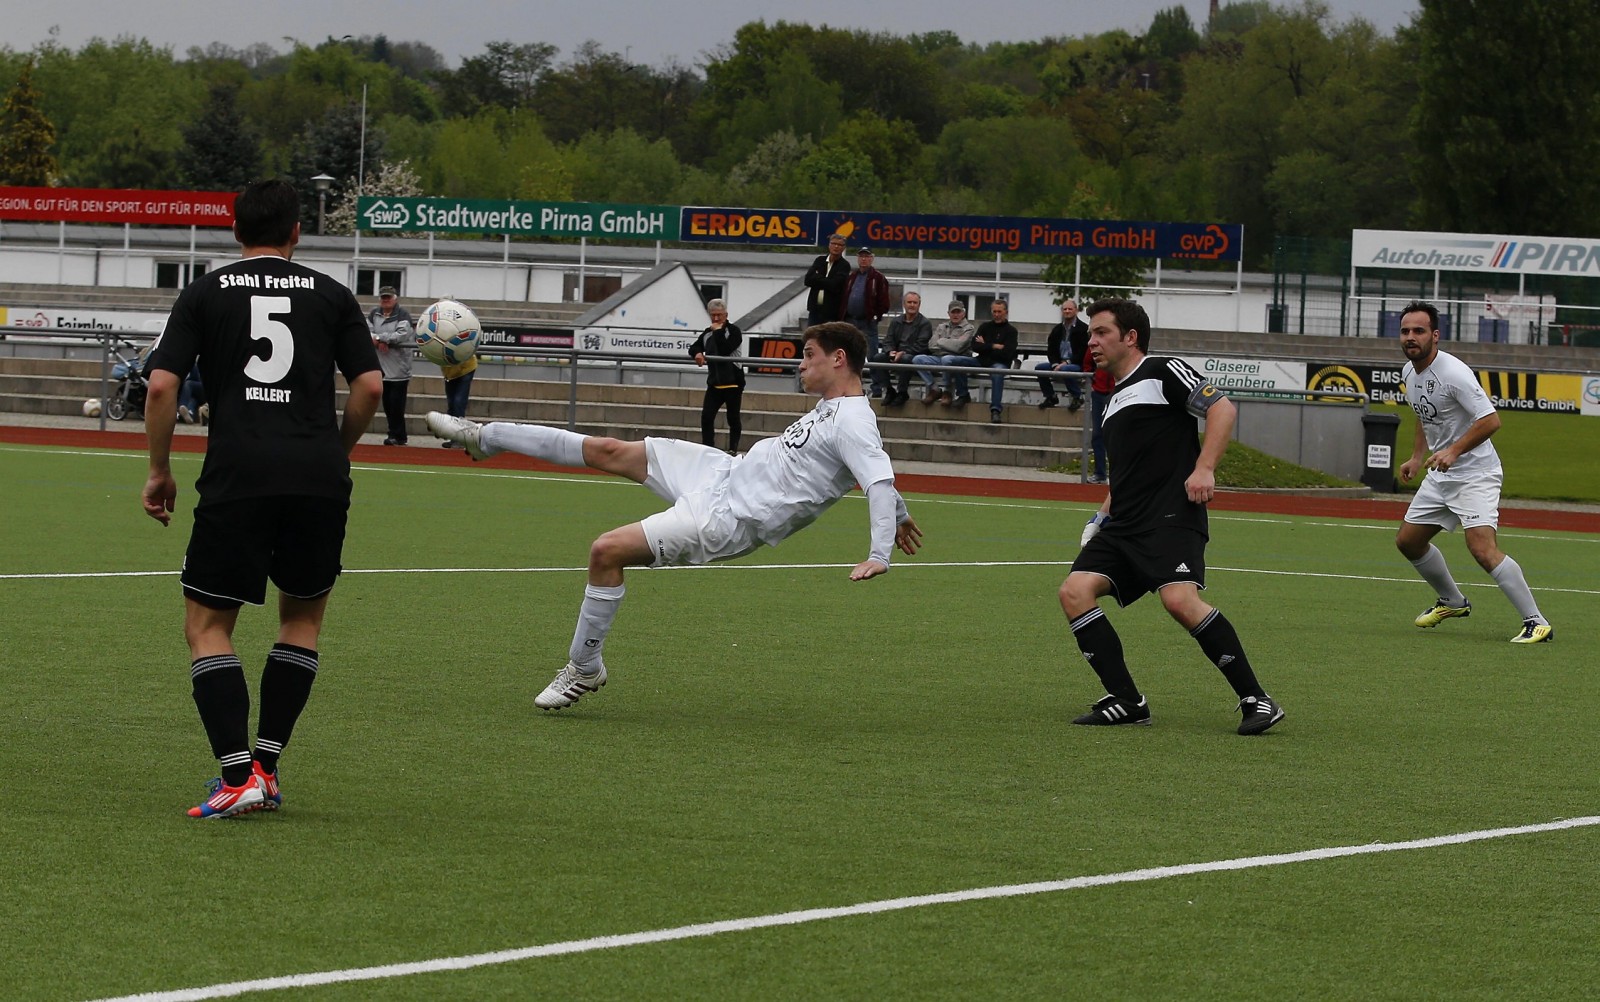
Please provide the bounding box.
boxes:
[931,115,1085,214]
[1146,6,1202,60]
[177,84,263,190]
[436,41,556,117]
[1041,181,1146,302]
[31,38,201,186]
[325,158,423,235]
[1411,0,1600,234]
[567,128,683,202]
[0,59,58,185]
[289,100,386,229]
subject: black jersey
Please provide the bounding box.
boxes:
[146,255,379,506]
[1101,355,1226,538]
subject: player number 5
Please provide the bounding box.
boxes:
[244,295,294,384]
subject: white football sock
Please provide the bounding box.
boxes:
[568,583,625,669]
[1490,555,1545,623]
[1410,544,1466,606]
[481,423,588,468]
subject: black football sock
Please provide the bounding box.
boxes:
[254,644,319,774]
[1069,607,1140,703]
[1190,609,1266,699]
[191,654,253,787]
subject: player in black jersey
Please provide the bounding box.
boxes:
[142,179,383,817]
[1058,298,1284,735]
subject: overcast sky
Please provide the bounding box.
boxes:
[11,0,1419,68]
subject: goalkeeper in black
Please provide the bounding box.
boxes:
[1059,298,1283,735]
[142,179,383,816]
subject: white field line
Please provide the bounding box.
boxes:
[87,814,1600,1002]
[7,560,1600,597]
[6,442,1597,542]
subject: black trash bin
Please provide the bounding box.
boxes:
[1360,412,1401,493]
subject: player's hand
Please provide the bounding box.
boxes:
[142,471,177,526]
[1080,512,1109,547]
[694,353,706,366]
[895,516,923,556]
[1184,468,1217,504]
[1399,457,1421,482]
[850,559,889,580]
[1425,448,1458,472]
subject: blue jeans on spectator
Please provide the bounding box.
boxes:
[941,355,980,398]
[848,317,880,360]
[444,370,475,418]
[1090,389,1110,480]
[1035,361,1083,403]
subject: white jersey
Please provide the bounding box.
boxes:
[729,394,896,545]
[1402,348,1500,481]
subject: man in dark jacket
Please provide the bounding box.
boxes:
[869,291,933,405]
[803,233,851,328]
[1036,298,1088,412]
[842,247,892,366]
[972,298,1020,423]
[689,298,746,453]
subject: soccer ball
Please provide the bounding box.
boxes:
[416,299,481,366]
[82,397,102,418]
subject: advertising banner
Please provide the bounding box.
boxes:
[747,334,803,373]
[825,212,1241,260]
[0,186,235,226]
[680,207,820,246]
[1304,360,1586,414]
[0,306,167,334]
[1354,228,1600,279]
[358,197,678,240]
[574,328,697,357]
[1180,356,1306,394]
[477,323,574,351]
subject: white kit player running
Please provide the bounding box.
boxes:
[1394,301,1552,644]
[426,321,923,708]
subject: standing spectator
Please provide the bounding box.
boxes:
[1036,298,1088,412]
[368,286,414,445]
[689,298,745,453]
[966,298,1020,423]
[870,291,933,406]
[1084,342,1112,484]
[140,178,383,817]
[424,322,923,711]
[1060,297,1283,735]
[177,361,206,425]
[914,301,976,405]
[438,350,478,448]
[1394,301,1553,643]
[842,247,892,368]
[803,233,851,328]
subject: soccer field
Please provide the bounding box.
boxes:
[4,441,1597,1001]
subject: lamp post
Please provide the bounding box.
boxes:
[311,173,334,235]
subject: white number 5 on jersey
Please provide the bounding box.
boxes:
[244,295,294,383]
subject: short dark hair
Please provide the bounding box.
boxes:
[1086,296,1152,352]
[1400,301,1440,331]
[803,321,867,374]
[233,179,300,248]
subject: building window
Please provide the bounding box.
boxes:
[697,282,725,304]
[355,269,404,296]
[155,261,208,289]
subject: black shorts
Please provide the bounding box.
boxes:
[182,496,350,610]
[1070,526,1207,608]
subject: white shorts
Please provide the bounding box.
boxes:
[1404,471,1502,532]
[638,438,759,567]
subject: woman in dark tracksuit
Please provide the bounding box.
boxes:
[689,298,745,454]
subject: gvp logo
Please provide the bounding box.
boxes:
[362,200,411,230]
[1174,224,1232,260]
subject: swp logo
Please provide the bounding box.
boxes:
[362,200,411,230]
